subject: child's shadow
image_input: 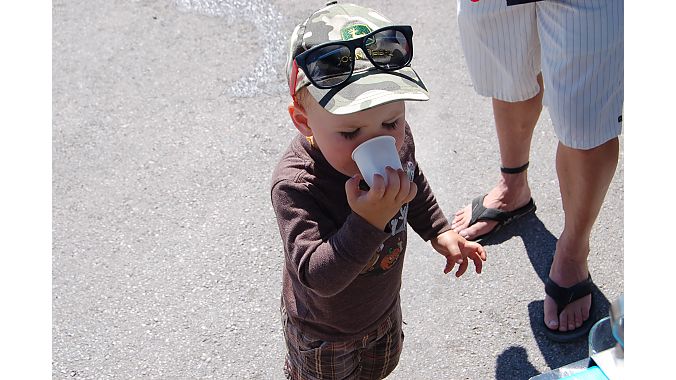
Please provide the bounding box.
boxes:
[480,213,611,378]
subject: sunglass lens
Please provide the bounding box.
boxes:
[305,44,352,88]
[368,29,411,69]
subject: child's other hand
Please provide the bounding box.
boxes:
[345,167,417,231]
[431,230,486,277]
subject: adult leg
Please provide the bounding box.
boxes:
[536,0,623,335]
[451,75,543,240]
[544,138,619,331]
[453,0,542,240]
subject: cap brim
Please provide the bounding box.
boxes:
[306,66,429,115]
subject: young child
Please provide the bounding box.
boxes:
[271,2,487,379]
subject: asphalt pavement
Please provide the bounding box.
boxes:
[52,0,624,379]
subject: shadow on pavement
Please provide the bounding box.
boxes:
[495,346,539,380]
[482,213,610,378]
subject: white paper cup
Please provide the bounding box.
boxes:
[351,135,403,187]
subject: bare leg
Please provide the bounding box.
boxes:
[452,74,544,239]
[544,138,619,331]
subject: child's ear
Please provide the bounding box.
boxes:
[288,102,313,137]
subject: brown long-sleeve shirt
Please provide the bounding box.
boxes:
[270,125,451,341]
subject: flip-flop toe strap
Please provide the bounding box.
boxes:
[476,207,511,223]
[469,195,510,224]
[468,195,488,226]
[545,274,593,314]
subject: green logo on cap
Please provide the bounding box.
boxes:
[341,24,372,41]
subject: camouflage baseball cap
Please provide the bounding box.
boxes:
[286,1,429,115]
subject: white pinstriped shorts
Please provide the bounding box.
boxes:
[457,0,623,149]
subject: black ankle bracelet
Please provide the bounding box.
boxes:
[500,162,529,174]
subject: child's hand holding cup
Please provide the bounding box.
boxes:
[347,135,415,231]
[351,136,403,187]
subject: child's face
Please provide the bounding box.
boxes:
[302,99,407,178]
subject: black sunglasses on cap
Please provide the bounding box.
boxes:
[291,25,414,92]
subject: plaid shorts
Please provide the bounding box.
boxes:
[281,304,404,380]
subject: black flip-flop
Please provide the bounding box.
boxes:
[543,274,598,343]
[464,194,537,242]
